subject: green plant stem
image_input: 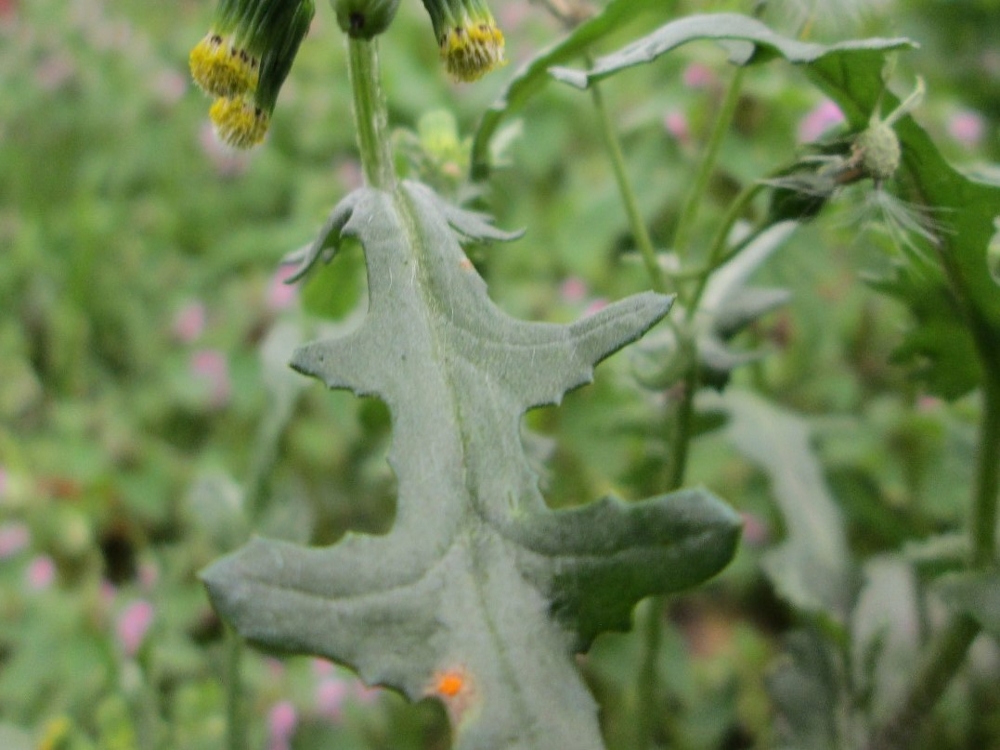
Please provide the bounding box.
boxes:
[671,65,746,261]
[636,598,664,747]
[866,614,980,750]
[347,37,395,191]
[225,627,245,750]
[590,80,667,293]
[666,361,699,490]
[971,373,1000,567]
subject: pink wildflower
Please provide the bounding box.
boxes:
[739,512,770,548]
[316,677,350,721]
[663,111,690,145]
[26,555,56,591]
[353,681,381,705]
[947,109,984,148]
[584,299,608,317]
[682,62,716,90]
[0,522,30,559]
[797,99,845,143]
[268,701,298,750]
[190,349,231,408]
[172,301,206,343]
[267,265,300,311]
[116,600,154,657]
[559,276,588,304]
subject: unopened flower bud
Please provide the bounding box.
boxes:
[420,0,506,82]
[333,0,401,38]
[190,0,315,149]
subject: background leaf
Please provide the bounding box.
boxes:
[718,390,853,620]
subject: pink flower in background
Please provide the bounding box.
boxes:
[798,99,845,143]
[663,110,691,145]
[26,555,56,591]
[172,301,206,343]
[947,109,985,148]
[0,522,30,559]
[117,600,154,657]
[189,349,231,408]
[353,682,381,705]
[584,299,608,317]
[151,69,187,107]
[559,276,588,304]
[267,265,300,311]
[268,701,298,750]
[316,677,350,721]
[35,54,77,91]
[739,512,771,548]
[682,62,716,90]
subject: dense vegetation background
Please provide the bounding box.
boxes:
[1,0,997,748]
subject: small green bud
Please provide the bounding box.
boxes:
[190,0,315,148]
[333,0,401,38]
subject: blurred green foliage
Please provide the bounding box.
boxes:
[0,0,997,748]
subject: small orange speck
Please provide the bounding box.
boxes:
[436,671,464,697]
[459,257,474,271]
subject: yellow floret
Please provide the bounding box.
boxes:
[440,22,506,83]
[190,33,260,98]
[210,96,270,149]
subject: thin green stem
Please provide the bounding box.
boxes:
[636,598,665,748]
[225,627,246,750]
[971,373,1000,567]
[665,361,699,490]
[590,80,667,293]
[347,37,395,190]
[671,65,747,261]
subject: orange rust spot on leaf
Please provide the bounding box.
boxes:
[435,670,465,697]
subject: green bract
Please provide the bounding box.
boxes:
[333,0,401,38]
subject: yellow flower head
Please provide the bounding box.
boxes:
[440,17,505,82]
[421,0,506,82]
[190,0,314,149]
[190,32,260,98]
[210,95,270,149]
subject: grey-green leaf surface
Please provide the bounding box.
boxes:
[202,181,741,749]
[720,391,852,620]
[547,13,914,89]
[470,0,669,179]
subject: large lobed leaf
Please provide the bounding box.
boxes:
[202,181,741,749]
